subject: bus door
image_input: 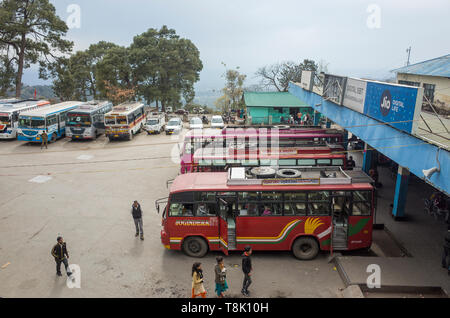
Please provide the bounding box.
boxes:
[217,193,237,253]
[330,191,352,250]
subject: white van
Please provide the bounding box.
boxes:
[211,115,224,129]
[144,113,166,134]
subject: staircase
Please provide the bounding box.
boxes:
[227,218,236,250]
[332,225,348,250]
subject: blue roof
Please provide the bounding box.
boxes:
[391,54,450,77]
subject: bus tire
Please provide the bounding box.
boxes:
[182,236,208,258]
[51,134,57,143]
[277,168,301,178]
[292,237,319,260]
[128,132,133,141]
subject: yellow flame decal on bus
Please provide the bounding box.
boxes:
[304,217,324,234]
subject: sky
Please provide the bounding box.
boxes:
[22,0,450,93]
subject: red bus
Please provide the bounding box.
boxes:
[157,167,374,259]
[190,147,348,173]
[180,130,345,173]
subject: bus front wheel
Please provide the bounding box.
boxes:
[182,237,208,258]
[292,237,319,260]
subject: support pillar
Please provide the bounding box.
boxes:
[392,166,410,220]
[342,130,349,150]
[314,111,320,126]
[362,143,373,174]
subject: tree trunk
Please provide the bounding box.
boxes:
[15,26,27,98]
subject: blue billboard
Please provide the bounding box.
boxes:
[363,81,422,134]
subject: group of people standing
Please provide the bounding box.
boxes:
[280,112,312,125]
[192,246,253,298]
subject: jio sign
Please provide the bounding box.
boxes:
[380,90,392,116]
[363,82,422,134]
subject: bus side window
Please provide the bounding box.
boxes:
[195,203,216,216]
[169,203,194,217]
[352,191,371,216]
[284,192,307,216]
[308,191,331,216]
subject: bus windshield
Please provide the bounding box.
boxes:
[147,119,159,125]
[67,113,91,127]
[19,117,45,128]
[0,115,10,125]
[105,116,116,125]
[117,116,128,125]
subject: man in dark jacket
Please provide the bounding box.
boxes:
[241,245,252,296]
[132,200,144,240]
[442,225,450,275]
[51,236,72,277]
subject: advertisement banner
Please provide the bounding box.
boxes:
[363,81,423,134]
[343,78,367,113]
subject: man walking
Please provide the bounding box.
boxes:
[241,245,252,296]
[347,156,356,170]
[132,200,144,240]
[51,236,72,277]
[41,129,48,149]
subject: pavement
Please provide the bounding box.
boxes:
[0,128,448,298]
[339,149,450,296]
[0,127,344,298]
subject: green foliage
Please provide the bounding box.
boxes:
[44,25,203,107]
[216,64,246,112]
[0,0,73,97]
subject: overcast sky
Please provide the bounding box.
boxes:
[23,0,450,92]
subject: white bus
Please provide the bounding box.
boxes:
[66,100,113,140]
[0,99,50,139]
[105,102,146,141]
[18,101,83,143]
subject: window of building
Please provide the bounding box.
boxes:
[423,83,435,103]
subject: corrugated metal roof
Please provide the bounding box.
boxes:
[391,54,450,77]
[243,92,309,108]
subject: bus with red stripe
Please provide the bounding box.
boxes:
[180,129,345,173]
[105,102,146,141]
[156,167,374,259]
[189,146,348,173]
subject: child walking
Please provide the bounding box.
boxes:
[191,262,207,298]
[214,256,228,298]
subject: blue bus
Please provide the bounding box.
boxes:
[17,101,83,143]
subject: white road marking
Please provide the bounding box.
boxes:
[29,175,52,183]
[77,155,93,160]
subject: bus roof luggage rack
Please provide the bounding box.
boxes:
[227,167,372,186]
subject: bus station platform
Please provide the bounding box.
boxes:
[335,153,450,298]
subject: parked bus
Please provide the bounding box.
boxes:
[17,101,81,143]
[105,102,146,141]
[189,147,348,173]
[157,167,374,259]
[66,100,113,140]
[180,130,345,174]
[0,99,50,139]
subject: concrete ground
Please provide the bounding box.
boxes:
[0,128,344,298]
[0,128,447,298]
[348,150,450,296]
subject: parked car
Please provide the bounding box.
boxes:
[189,117,203,130]
[175,109,188,116]
[211,115,225,129]
[165,117,183,135]
[144,114,165,134]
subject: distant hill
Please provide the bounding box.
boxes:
[2,85,56,100]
